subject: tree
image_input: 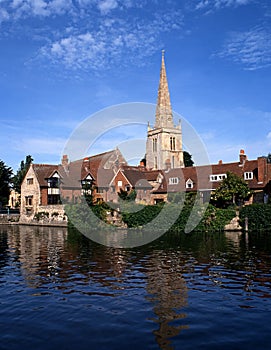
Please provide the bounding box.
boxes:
[118,188,137,201]
[13,155,33,193]
[0,160,13,207]
[267,153,271,164]
[211,171,252,208]
[183,151,194,167]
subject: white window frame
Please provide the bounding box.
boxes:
[244,172,253,180]
[186,179,193,189]
[209,174,227,182]
[169,177,179,185]
[117,180,123,187]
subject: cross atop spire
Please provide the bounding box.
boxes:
[155,50,174,128]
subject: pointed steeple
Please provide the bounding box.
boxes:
[155,50,174,128]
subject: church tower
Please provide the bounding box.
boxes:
[146,51,183,170]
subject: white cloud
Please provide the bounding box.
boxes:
[215,26,271,70]
[195,0,253,10]
[0,0,184,72]
[16,137,66,156]
[0,7,9,22]
[39,6,184,71]
[0,0,73,20]
[97,0,118,14]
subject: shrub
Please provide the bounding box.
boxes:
[240,204,271,231]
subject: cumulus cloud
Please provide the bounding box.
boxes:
[215,26,271,70]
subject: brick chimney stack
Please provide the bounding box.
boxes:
[62,154,69,167]
[257,156,267,184]
[239,149,247,164]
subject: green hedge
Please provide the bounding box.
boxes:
[122,203,236,232]
[240,204,271,231]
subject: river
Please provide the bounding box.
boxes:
[1,224,271,349]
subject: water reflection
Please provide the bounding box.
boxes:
[1,225,271,349]
[145,251,188,350]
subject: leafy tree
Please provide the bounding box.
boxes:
[183,151,194,167]
[13,155,33,193]
[267,153,271,164]
[0,160,13,206]
[211,171,252,208]
[118,188,137,201]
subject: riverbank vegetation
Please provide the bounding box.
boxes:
[65,170,271,233]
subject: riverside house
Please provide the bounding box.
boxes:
[20,52,271,222]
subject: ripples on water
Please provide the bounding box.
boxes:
[1,225,271,349]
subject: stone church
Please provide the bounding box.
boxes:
[146,51,183,170]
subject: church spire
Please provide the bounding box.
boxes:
[155,50,174,128]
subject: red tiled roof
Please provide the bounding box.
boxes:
[32,164,59,187]
[153,158,269,193]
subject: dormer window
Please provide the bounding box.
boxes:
[169,177,179,185]
[209,174,227,182]
[47,172,60,203]
[81,174,93,186]
[244,172,253,180]
[186,178,193,189]
[48,173,60,188]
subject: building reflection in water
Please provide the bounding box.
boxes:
[7,225,68,288]
[145,251,188,350]
[5,226,189,349]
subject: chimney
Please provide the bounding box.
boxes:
[239,149,247,164]
[62,154,69,167]
[139,158,146,167]
[218,160,223,165]
[257,156,267,184]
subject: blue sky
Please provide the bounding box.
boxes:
[0,0,271,171]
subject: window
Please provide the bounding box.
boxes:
[48,177,59,188]
[153,138,157,152]
[125,185,130,192]
[186,179,193,189]
[209,174,227,182]
[244,172,253,180]
[27,178,33,185]
[81,174,93,186]
[169,177,179,185]
[96,188,103,193]
[170,137,176,150]
[154,156,158,170]
[48,195,60,205]
[117,180,122,187]
[25,196,33,206]
[172,156,175,168]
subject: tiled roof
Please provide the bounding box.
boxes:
[32,164,59,187]
[60,149,126,189]
[153,158,270,193]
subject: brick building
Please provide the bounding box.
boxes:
[20,52,271,221]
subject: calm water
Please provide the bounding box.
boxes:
[1,225,271,350]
